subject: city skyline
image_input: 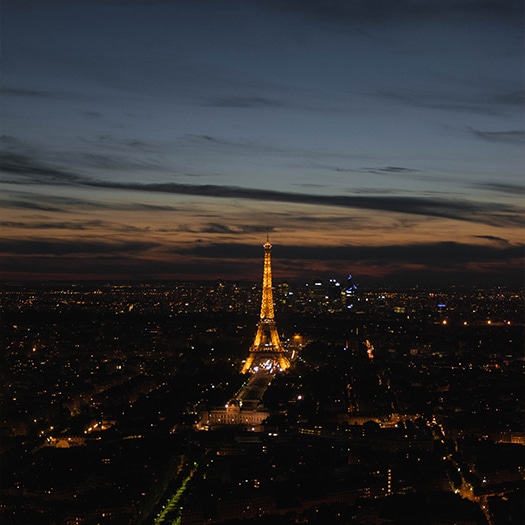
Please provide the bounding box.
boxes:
[1,0,523,286]
[2,279,524,523]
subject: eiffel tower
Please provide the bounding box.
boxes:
[241,238,290,374]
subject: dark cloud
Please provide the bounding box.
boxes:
[85,135,163,154]
[1,185,189,216]
[88,180,525,228]
[0,87,49,97]
[0,191,106,213]
[2,149,523,227]
[135,203,178,212]
[474,235,510,244]
[1,139,165,188]
[373,90,500,115]
[0,199,66,213]
[3,148,523,229]
[1,221,91,230]
[0,152,83,185]
[205,96,284,108]
[290,214,356,225]
[293,182,327,188]
[172,242,262,259]
[1,238,522,286]
[199,224,272,235]
[160,224,271,234]
[362,166,421,177]
[80,153,162,171]
[175,240,524,267]
[181,134,285,156]
[305,163,435,182]
[474,182,525,195]
[0,190,182,215]
[0,252,252,281]
[0,238,157,256]
[468,128,524,144]
[374,166,418,173]
[0,219,146,232]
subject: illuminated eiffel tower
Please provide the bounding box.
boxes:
[241,238,290,374]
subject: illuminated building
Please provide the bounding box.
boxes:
[241,239,290,373]
[343,274,358,308]
[198,403,270,430]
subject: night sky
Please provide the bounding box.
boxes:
[1,0,523,285]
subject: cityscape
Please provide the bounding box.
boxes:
[1,2,523,524]
[1,241,523,524]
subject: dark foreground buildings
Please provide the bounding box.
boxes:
[1,276,523,524]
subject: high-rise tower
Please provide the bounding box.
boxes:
[241,239,290,374]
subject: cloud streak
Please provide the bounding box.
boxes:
[204,96,285,109]
[0,219,147,233]
[474,182,525,195]
[87,180,524,228]
[0,152,83,184]
[2,150,523,228]
[372,89,508,116]
[174,240,524,266]
[2,237,522,286]
[0,87,49,97]
[469,128,524,145]
[0,238,157,256]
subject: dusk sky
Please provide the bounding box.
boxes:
[1,0,523,286]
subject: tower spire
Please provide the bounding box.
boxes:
[241,240,290,373]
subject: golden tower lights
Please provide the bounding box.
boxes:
[241,238,290,373]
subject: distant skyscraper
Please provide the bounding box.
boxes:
[343,274,358,308]
[241,239,290,373]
